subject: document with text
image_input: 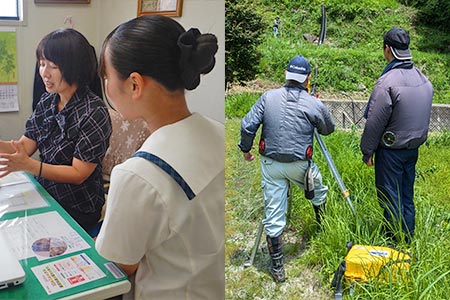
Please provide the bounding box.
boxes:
[0,211,90,261]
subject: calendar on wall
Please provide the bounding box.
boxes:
[0,84,18,112]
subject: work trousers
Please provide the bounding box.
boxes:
[260,156,328,237]
[375,147,418,237]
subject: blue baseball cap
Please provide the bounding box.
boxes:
[285,55,311,83]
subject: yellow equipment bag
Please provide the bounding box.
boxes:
[331,242,412,300]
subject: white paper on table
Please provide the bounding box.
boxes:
[31,253,106,295]
[0,171,30,187]
[0,181,49,215]
[0,211,90,260]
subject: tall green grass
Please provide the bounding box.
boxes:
[226,117,450,299]
[225,92,262,119]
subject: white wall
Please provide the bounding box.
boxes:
[0,0,224,142]
[175,0,224,125]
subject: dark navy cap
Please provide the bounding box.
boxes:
[285,55,311,83]
[384,27,412,60]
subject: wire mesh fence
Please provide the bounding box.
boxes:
[322,100,450,132]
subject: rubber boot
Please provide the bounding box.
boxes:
[266,234,285,282]
[313,203,326,226]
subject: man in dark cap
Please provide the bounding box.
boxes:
[238,54,334,282]
[360,27,434,243]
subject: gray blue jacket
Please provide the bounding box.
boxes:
[360,62,433,162]
[238,83,335,162]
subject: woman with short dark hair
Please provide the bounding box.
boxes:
[36,28,98,88]
[0,28,112,233]
[95,15,224,299]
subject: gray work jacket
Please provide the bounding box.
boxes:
[360,64,433,162]
[238,83,335,162]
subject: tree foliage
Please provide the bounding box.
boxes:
[225,0,266,87]
[399,0,450,31]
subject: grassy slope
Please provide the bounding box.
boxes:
[250,0,450,103]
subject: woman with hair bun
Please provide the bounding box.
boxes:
[95,15,224,299]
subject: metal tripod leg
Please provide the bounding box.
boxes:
[243,221,264,268]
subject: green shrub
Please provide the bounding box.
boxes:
[225,0,266,87]
[399,0,450,31]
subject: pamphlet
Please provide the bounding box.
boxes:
[31,253,106,295]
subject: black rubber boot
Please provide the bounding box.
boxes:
[313,203,326,226]
[266,234,285,282]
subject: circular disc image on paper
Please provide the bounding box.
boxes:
[32,237,67,257]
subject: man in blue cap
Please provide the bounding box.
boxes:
[238,54,335,282]
[361,27,433,243]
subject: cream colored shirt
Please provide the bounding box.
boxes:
[96,113,224,299]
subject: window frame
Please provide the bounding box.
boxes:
[0,0,27,26]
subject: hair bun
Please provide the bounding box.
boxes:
[178,28,218,90]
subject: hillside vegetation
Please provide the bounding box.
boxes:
[226,0,450,103]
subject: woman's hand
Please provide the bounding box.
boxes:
[0,141,39,178]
